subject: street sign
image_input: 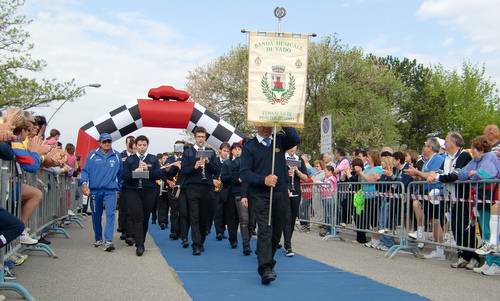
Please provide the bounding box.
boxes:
[320,115,332,154]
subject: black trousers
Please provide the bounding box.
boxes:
[452,202,480,262]
[117,189,128,234]
[157,193,170,226]
[178,190,190,240]
[125,188,158,247]
[251,190,290,275]
[169,191,180,235]
[224,194,239,243]
[214,189,226,235]
[186,184,213,247]
[283,195,300,250]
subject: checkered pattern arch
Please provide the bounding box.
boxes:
[76,99,245,165]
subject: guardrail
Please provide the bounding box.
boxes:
[299,179,500,259]
[0,161,82,301]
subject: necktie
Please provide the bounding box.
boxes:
[139,155,145,161]
[263,137,271,147]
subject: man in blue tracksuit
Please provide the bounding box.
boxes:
[81,133,122,252]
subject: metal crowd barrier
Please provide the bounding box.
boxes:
[403,180,500,255]
[0,161,82,301]
[298,179,500,260]
[298,182,334,227]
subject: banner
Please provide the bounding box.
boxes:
[247,31,308,127]
[320,115,332,154]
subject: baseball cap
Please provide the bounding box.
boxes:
[99,133,112,142]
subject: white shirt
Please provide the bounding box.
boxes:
[136,152,149,160]
[256,133,272,146]
[285,153,299,160]
[193,144,205,151]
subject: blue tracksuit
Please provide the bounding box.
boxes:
[81,148,122,243]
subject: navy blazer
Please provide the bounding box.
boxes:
[180,146,220,186]
[122,153,178,190]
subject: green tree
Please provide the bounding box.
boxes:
[301,37,402,156]
[186,45,251,134]
[0,0,84,110]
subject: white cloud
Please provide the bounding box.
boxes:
[23,2,215,153]
[417,0,500,53]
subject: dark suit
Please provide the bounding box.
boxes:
[118,150,132,236]
[122,153,177,247]
[240,128,300,276]
[212,157,229,236]
[180,146,220,250]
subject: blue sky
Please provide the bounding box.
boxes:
[23,0,500,153]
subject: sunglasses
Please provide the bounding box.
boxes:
[101,140,112,144]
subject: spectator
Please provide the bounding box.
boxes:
[322,152,335,168]
[406,138,446,259]
[333,147,350,182]
[311,160,326,182]
[404,149,419,168]
[345,158,367,243]
[319,165,337,237]
[457,136,500,276]
[426,132,478,269]
[9,111,44,245]
[483,124,500,151]
[354,148,369,169]
[355,150,383,249]
[47,128,61,141]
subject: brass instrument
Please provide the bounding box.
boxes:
[214,175,223,192]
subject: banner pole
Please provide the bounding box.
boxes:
[268,124,278,226]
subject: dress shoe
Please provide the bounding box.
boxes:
[243,247,251,256]
[192,246,201,256]
[160,223,166,230]
[230,241,238,249]
[125,237,135,246]
[261,270,276,285]
[277,243,283,249]
[117,228,123,233]
[169,233,179,240]
[152,220,157,225]
[216,233,223,241]
[200,245,205,252]
[136,245,145,256]
[181,238,189,248]
[119,233,127,240]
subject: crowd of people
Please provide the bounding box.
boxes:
[3,108,500,286]
[0,108,80,280]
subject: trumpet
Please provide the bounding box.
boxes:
[214,175,223,192]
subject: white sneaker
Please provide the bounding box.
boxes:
[482,263,500,276]
[423,250,445,260]
[377,244,389,252]
[408,231,418,239]
[93,240,104,247]
[20,231,38,245]
[466,258,480,270]
[364,240,378,248]
[409,227,424,240]
[473,263,490,274]
[417,242,425,249]
[68,209,76,216]
[476,242,497,255]
[450,257,468,268]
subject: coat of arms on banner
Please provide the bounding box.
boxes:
[261,65,295,105]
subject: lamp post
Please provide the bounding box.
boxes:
[47,83,101,124]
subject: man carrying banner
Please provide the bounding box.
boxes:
[240,126,299,284]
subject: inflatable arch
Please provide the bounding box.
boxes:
[76,90,245,165]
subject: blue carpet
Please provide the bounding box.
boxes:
[149,225,428,301]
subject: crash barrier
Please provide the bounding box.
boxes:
[299,180,500,259]
[0,160,82,301]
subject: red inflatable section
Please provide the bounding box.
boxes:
[138,100,194,129]
[76,129,99,166]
